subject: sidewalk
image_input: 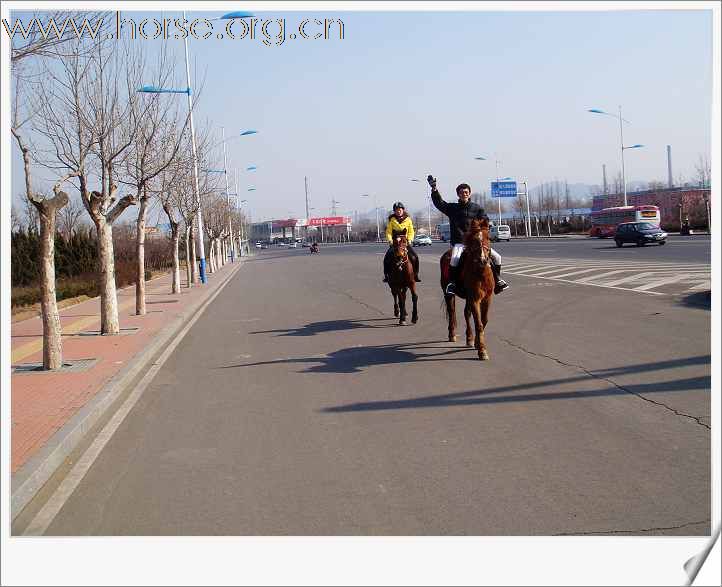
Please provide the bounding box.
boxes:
[10,258,244,519]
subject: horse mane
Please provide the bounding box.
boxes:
[463,218,490,253]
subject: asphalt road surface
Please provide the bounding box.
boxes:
[28,238,711,535]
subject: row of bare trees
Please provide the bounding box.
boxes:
[11,25,248,370]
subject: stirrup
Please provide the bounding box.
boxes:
[414,276,421,283]
[445,282,457,295]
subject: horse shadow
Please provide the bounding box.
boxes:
[249,318,399,337]
[219,340,476,374]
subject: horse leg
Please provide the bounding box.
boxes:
[398,288,407,325]
[410,282,418,324]
[464,300,474,347]
[445,294,456,342]
[478,297,491,360]
[392,288,399,317]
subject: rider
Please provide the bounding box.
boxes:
[428,175,509,296]
[382,201,421,283]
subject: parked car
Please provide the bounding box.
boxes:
[288,242,298,248]
[614,222,668,247]
[490,224,511,242]
[413,234,433,246]
[255,241,262,249]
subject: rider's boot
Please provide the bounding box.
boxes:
[491,263,509,294]
[382,274,388,283]
[445,264,458,296]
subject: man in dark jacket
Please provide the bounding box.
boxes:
[429,175,509,296]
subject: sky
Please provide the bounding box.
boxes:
[8,5,715,223]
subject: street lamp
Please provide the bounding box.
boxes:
[360,194,380,241]
[138,9,254,284]
[588,107,644,207]
[474,155,504,225]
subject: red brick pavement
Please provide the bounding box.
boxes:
[10,262,239,473]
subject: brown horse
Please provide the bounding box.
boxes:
[439,218,494,360]
[386,229,418,325]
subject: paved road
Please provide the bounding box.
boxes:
[27,241,711,535]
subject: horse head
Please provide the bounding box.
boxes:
[392,229,408,259]
[464,218,490,265]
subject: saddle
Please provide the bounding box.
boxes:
[440,250,467,298]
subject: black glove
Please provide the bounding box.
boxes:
[427,175,437,190]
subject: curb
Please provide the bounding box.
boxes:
[10,262,243,521]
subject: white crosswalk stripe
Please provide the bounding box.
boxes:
[501,256,711,295]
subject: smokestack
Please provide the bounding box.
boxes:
[667,145,673,188]
[602,164,608,194]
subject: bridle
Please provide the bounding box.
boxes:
[393,233,409,270]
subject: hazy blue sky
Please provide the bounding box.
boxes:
[11,7,714,221]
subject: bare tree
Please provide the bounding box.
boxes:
[122,47,189,315]
[695,154,711,188]
[8,10,112,64]
[34,39,151,334]
[11,204,24,233]
[57,196,84,239]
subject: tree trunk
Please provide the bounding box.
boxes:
[184,224,192,287]
[135,193,148,316]
[95,218,120,335]
[171,227,181,294]
[38,197,67,369]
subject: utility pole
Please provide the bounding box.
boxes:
[602,164,608,194]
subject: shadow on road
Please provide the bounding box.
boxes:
[219,340,476,373]
[250,318,399,337]
[676,291,711,310]
[319,354,711,414]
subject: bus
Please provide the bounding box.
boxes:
[590,205,661,238]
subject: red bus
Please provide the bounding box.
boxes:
[589,205,661,237]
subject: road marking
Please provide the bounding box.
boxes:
[600,272,657,287]
[632,274,690,291]
[574,269,632,283]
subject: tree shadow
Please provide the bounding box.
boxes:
[250,318,399,337]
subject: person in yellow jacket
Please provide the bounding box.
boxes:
[382,201,421,283]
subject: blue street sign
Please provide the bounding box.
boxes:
[491,180,517,198]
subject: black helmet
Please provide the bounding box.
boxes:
[393,201,406,210]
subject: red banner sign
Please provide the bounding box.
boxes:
[308,216,350,226]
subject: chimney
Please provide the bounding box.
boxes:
[667,145,673,188]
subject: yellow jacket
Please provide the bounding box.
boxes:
[385,214,415,244]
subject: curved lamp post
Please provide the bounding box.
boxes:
[588,107,644,206]
[360,194,380,241]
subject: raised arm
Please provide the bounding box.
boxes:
[385,218,393,244]
[428,175,449,215]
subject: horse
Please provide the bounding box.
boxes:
[439,218,494,360]
[386,228,418,326]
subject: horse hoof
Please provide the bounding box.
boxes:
[466,340,473,348]
[411,317,418,324]
[394,310,399,317]
[479,351,490,361]
[399,320,407,326]
[449,335,456,342]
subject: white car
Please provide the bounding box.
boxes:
[490,224,511,242]
[287,242,298,248]
[413,235,433,246]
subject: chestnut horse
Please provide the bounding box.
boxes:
[439,218,494,360]
[386,229,418,325]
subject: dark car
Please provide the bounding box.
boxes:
[614,222,668,247]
